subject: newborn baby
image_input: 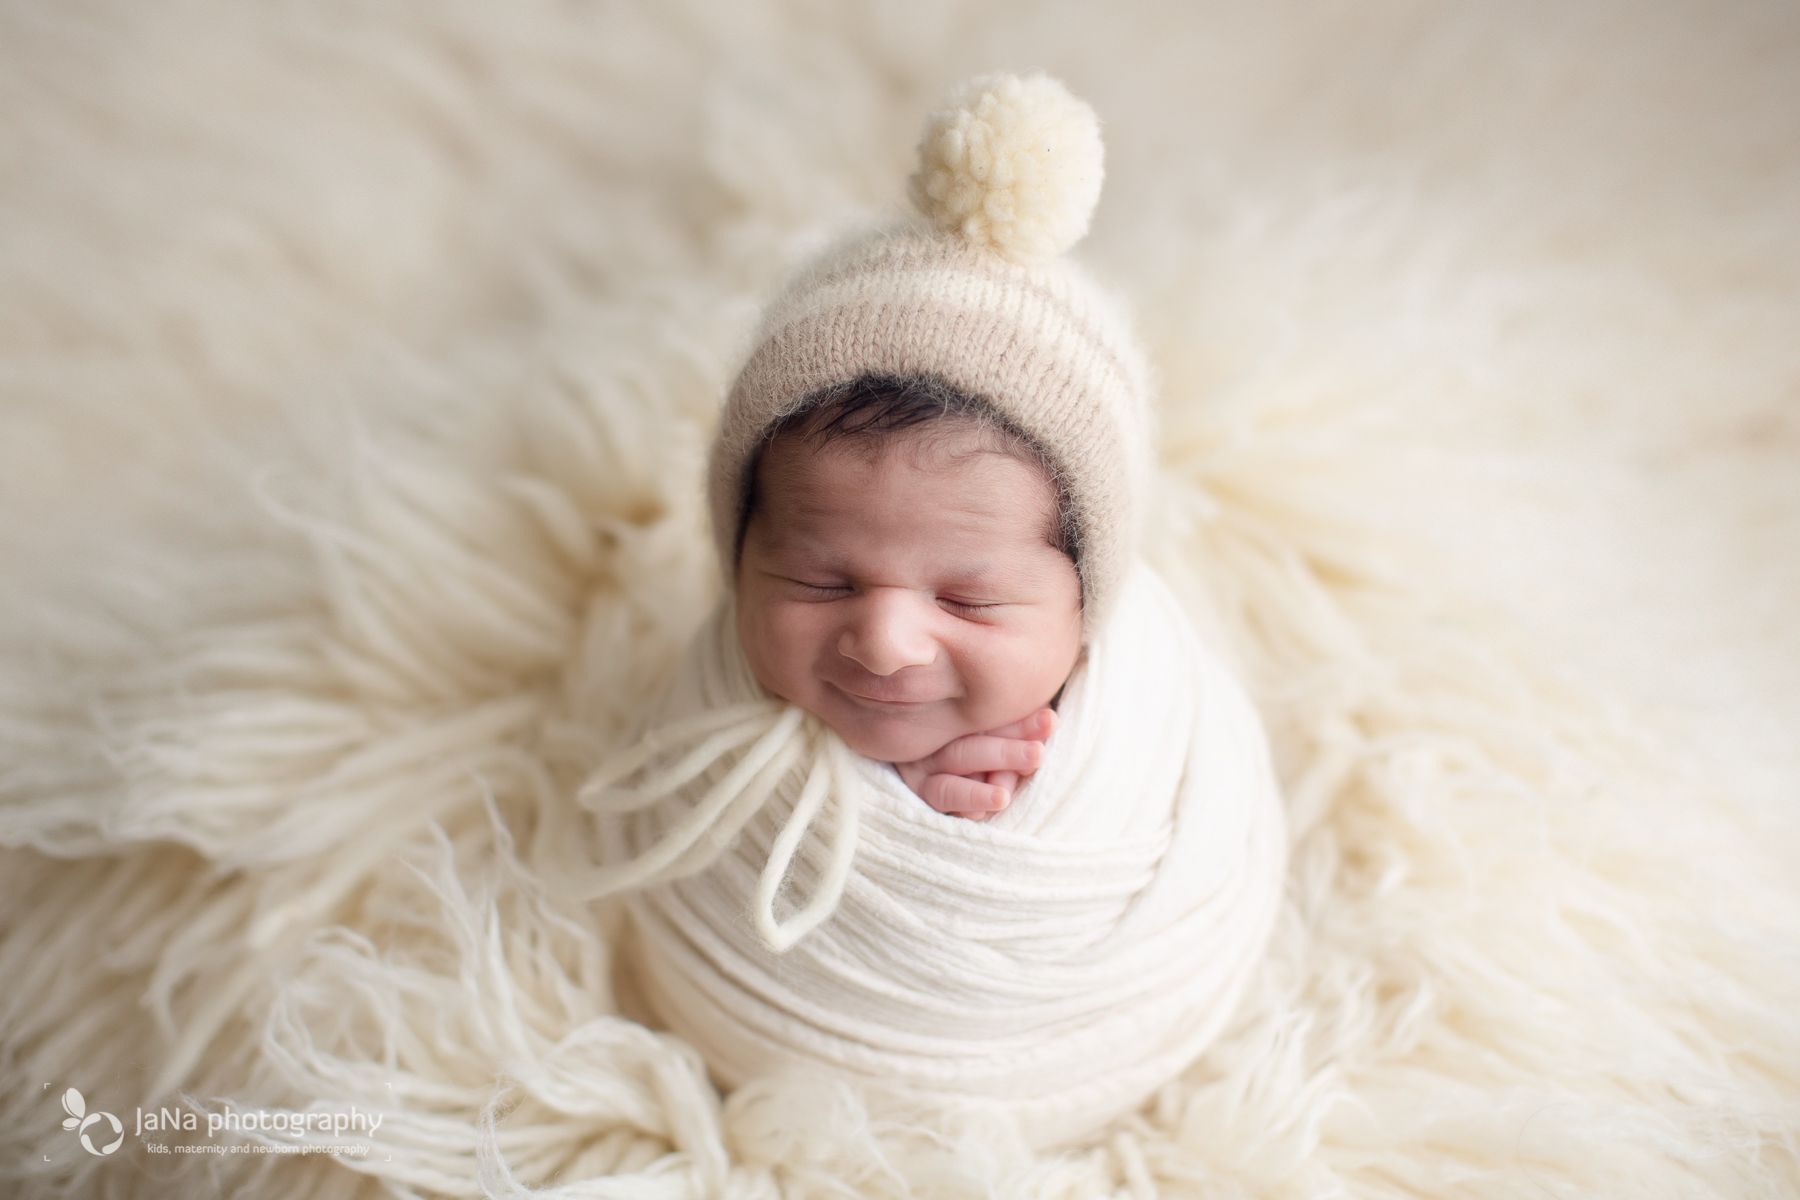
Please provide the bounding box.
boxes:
[734,374,1078,821]
[546,72,1286,1150]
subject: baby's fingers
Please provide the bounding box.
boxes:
[921,772,1011,819]
[925,734,1046,779]
[981,708,1058,743]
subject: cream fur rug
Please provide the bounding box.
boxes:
[3,2,1798,1197]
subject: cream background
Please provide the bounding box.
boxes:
[3,2,1796,1196]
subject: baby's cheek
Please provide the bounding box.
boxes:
[965,627,1075,727]
[754,603,842,703]
[736,597,793,697]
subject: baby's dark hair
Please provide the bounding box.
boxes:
[736,372,1082,580]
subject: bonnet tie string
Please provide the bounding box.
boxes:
[556,700,864,952]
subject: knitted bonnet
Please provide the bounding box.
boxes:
[707,72,1154,636]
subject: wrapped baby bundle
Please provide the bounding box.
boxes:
[545,562,1285,1147]
[540,74,1288,1147]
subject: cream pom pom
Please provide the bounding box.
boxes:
[910,72,1104,265]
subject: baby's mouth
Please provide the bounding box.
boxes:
[829,680,938,707]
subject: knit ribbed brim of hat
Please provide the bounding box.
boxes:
[708,72,1154,637]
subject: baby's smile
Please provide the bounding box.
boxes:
[830,679,932,706]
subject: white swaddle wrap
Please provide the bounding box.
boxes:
[546,562,1286,1148]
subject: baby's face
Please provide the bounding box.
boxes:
[736,427,1082,765]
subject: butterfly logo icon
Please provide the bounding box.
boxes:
[61,1088,124,1156]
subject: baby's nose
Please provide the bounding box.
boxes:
[837,589,936,676]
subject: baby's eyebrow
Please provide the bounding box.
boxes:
[753,537,861,582]
[937,559,998,581]
[760,527,842,563]
[932,562,1015,594]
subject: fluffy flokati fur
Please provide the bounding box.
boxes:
[3,3,1798,1199]
[910,72,1103,264]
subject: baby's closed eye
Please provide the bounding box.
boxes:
[935,595,1002,617]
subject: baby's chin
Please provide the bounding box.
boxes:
[813,706,965,767]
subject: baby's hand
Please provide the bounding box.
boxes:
[894,709,1058,822]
